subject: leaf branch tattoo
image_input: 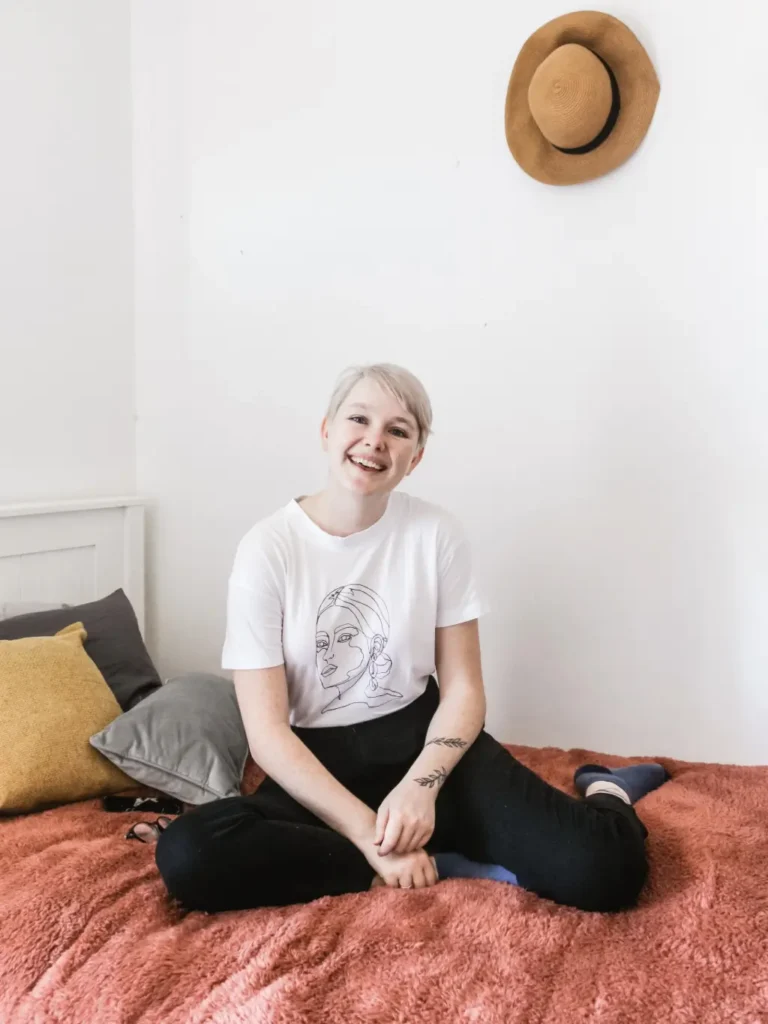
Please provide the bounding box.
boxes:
[414,766,448,789]
[425,737,468,750]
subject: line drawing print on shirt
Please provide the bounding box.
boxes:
[315,584,403,714]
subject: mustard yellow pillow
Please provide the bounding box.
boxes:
[0,622,133,813]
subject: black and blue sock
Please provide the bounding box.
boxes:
[574,762,669,805]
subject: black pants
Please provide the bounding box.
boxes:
[156,680,648,913]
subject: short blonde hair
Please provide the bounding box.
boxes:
[327,364,433,449]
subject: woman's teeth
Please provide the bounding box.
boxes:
[350,456,384,472]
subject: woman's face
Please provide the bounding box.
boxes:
[315,607,371,691]
[321,378,424,497]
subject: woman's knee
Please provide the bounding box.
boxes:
[155,812,216,908]
[550,837,648,913]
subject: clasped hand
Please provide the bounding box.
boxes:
[354,778,441,890]
[374,778,436,855]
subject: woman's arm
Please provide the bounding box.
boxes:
[234,665,377,842]
[374,619,486,856]
[234,666,439,888]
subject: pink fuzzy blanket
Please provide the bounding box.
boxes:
[1,744,766,1023]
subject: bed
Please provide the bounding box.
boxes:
[1,500,767,1023]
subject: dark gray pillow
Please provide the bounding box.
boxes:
[0,589,161,710]
[89,673,249,805]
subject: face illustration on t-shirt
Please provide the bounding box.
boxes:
[315,584,403,714]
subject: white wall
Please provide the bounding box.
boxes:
[0,0,135,504]
[133,0,767,763]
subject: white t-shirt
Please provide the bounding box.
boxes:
[222,492,488,728]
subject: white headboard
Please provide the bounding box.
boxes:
[0,497,145,632]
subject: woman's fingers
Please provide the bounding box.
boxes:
[403,853,438,889]
[373,807,388,846]
[397,828,429,856]
[415,853,437,888]
[395,824,420,855]
[414,828,432,853]
[378,817,403,857]
[413,864,429,889]
[398,817,434,854]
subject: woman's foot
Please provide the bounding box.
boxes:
[433,852,518,886]
[574,763,669,805]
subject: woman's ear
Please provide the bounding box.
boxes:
[320,416,330,452]
[406,446,426,475]
[370,635,384,659]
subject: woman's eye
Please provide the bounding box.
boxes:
[349,415,367,424]
[338,633,353,643]
[316,639,328,651]
[390,428,408,438]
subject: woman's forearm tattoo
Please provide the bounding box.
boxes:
[413,739,468,788]
[414,766,448,789]
[425,736,468,750]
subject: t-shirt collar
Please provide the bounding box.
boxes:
[286,495,398,549]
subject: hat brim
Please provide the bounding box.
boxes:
[505,11,660,185]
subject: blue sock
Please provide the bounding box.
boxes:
[433,852,518,886]
[574,762,669,805]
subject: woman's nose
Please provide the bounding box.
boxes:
[364,428,385,449]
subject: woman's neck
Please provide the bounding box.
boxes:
[299,484,390,538]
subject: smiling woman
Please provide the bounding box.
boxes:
[313,365,431,512]
[154,363,669,915]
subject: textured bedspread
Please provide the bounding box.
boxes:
[1,745,767,1023]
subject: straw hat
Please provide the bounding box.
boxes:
[505,11,660,185]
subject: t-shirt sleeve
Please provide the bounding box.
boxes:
[221,535,285,670]
[436,514,489,628]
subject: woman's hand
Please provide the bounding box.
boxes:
[374,779,437,856]
[359,839,438,889]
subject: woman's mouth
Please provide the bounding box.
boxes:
[321,665,337,677]
[347,455,386,473]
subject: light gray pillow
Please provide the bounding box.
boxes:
[90,673,249,805]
